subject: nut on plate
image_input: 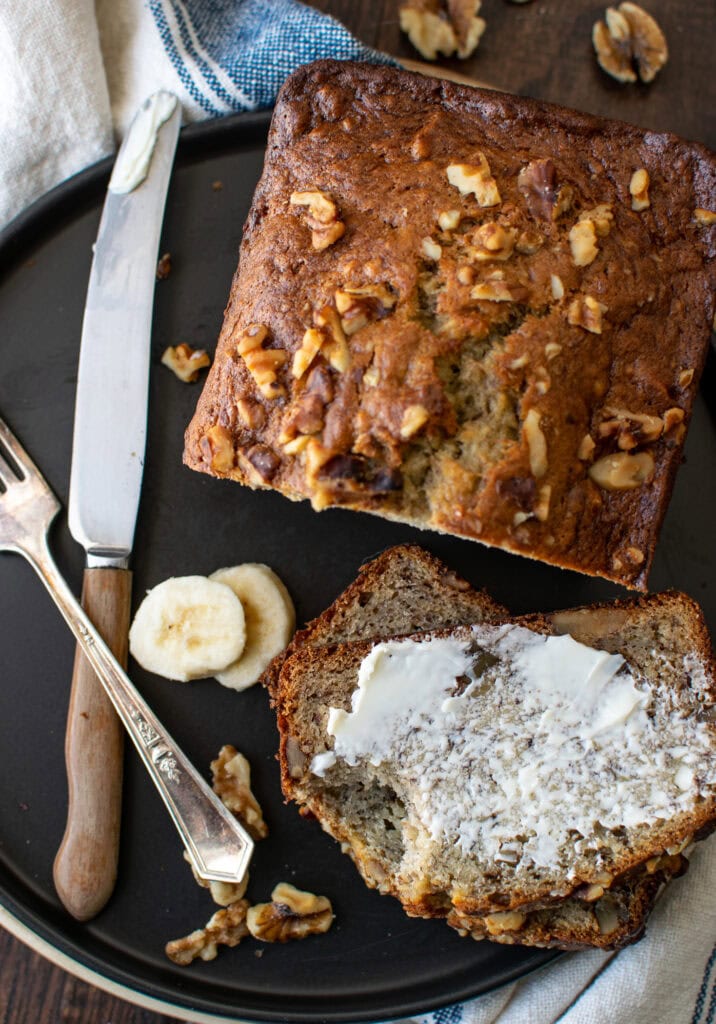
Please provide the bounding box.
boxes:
[246,883,334,942]
[399,0,486,61]
[161,343,211,383]
[183,849,249,905]
[211,744,269,840]
[165,900,250,965]
[593,3,668,84]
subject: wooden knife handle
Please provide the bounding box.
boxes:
[53,567,131,921]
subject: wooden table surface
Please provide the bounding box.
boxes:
[2,2,714,1022]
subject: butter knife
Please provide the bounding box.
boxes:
[53,92,181,921]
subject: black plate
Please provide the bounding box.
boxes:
[0,110,714,1024]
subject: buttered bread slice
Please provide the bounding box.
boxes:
[277,591,715,945]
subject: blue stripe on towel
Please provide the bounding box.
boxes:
[692,943,716,1024]
[148,0,397,116]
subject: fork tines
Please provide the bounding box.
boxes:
[0,415,32,488]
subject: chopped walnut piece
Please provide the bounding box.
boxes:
[694,208,716,226]
[292,328,324,379]
[334,283,396,335]
[662,407,685,433]
[514,228,543,254]
[237,398,265,430]
[593,3,668,84]
[580,204,614,238]
[289,190,345,250]
[598,407,663,449]
[629,168,650,211]
[183,850,249,906]
[438,208,461,231]
[314,306,350,372]
[523,408,548,478]
[283,435,311,456]
[470,222,517,262]
[578,434,596,461]
[534,483,551,522]
[447,156,500,207]
[400,404,430,439]
[239,444,281,484]
[483,910,527,935]
[471,272,513,302]
[200,425,235,473]
[544,342,562,360]
[246,883,334,943]
[589,450,655,490]
[568,295,607,334]
[517,159,573,221]
[421,237,442,261]
[166,900,250,965]
[161,343,211,383]
[625,545,645,565]
[211,745,269,840]
[399,0,486,61]
[363,364,380,387]
[678,368,695,388]
[236,324,287,400]
[550,275,564,301]
[569,219,598,267]
[456,265,474,285]
[156,252,172,280]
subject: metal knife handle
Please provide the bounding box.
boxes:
[22,536,254,892]
[53,568,130,921]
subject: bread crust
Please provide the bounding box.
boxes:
[263,543,506,698]
[185,60,716,590]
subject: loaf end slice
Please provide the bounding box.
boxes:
[263,543,507,698]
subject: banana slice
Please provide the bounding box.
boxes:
[210,564,295,691]
[129,576,246,682]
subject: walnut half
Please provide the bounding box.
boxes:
[246,883,334,942]
[593,3,668,84]
[399,0,486,61]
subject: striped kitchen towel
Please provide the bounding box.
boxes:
[0,0,394,227]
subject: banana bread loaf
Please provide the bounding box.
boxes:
[184,60,716,589]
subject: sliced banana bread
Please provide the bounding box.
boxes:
[276,591,715,948]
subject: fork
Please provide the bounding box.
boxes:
[0,413,253,890]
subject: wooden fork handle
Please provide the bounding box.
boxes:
[53,568,131,921]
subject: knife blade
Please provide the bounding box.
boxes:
[53,92,181,921]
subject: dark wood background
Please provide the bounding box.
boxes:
[2,1,713,1022]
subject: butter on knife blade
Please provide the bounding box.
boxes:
[109,92,179,195]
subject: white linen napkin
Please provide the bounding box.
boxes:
[1,3,714,1023]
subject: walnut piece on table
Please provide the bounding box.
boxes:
[165,900,250,965]
[399,0,486,61]
[246,883,334,943]
[211,744,269,840]
[592,3,668,84]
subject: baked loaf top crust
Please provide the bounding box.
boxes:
[184,60,716,589]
